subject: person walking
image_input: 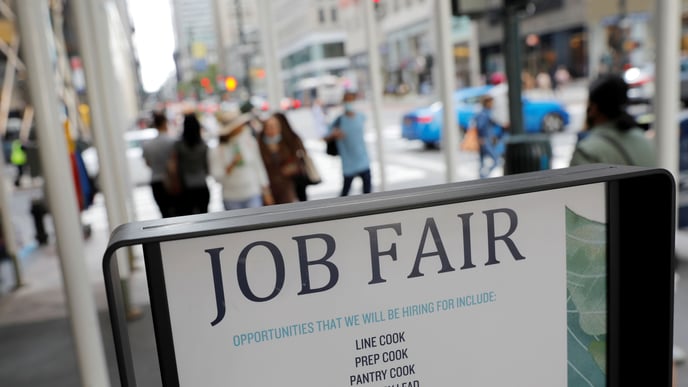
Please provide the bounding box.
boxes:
[475,95,506,178]
[10,138,27,187]
[142,111,177,217]
[569,74,656,167]
[311,98,328,139]
[174,112,211,215]
[275,112,315,201]
[323,91,372,196]
[210,109,273,210]
[567,72,682,380]
[258,113,305,204]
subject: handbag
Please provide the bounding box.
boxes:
[326,115,342,156]
[326,139,339,156]
[297,149,321,185]
[164,150,183,195]
[460,126,479,152]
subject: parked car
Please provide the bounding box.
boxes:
[623,57,688,105]
[401,85,570,148]
[81,128,158,188]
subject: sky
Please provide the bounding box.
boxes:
[127,0,176,93]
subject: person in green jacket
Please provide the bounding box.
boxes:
[569,74,656,167]
[10,139,27,187]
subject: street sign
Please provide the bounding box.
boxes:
[103,164,675,386]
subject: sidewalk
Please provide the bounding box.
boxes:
[0,184,163,386]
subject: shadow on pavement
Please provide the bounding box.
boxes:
[0,306,162,387]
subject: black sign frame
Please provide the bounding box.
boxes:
[102,164,676,387]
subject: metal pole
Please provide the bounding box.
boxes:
[234,0,252,95]
[504,6,524,134]
[654,0,680,180]
[72,0,136,315]
[501,3,551,175]
[15,1,111,385]
[0,31,23,287]
[257,0,284,110]
[212,0,228,77]
[435,0,459,182]
[87,1,138,229]
[362,0,387,191]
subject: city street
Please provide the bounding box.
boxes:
[2,84,687,386]
[0,0,686,385]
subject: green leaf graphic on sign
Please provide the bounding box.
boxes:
[567,294,606,386]
[566,206,607,386]
[566,207,606,336]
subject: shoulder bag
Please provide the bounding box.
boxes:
[297,149,321,185]
[326,115,342,156]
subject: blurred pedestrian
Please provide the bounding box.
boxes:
[554,65,571,91]
[142,111,178,217]
[210,109,273,210]
[522,70,536,90]
[569,74,655,167]
[311,98,328,139]
[569,73,682,377]
[475,95,506,178]
[258,113,306,204]
[323,91,372,196]
[174,112,211,215]
[10,138,26,187]
[536,70,552,92]
[275,112,316,201]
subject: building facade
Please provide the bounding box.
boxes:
[214,0,260,95]
[272,0,349,101]
[341,0,477,96]
[170,0,218,83]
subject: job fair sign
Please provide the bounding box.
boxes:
[153,183,607,386]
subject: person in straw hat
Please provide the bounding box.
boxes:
[209,109,273,210]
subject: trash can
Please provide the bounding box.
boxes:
[502,134,552,175]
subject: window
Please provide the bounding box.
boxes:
[318,8,325,24]
[331,7,338,22]
[323,42,345,58]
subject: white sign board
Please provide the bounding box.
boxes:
[159,184,606,386]
[103,164,676,386]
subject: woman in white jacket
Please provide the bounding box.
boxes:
[210,110,274,210]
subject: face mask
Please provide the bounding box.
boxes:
[263,133,282,145]
[344,103,354,112]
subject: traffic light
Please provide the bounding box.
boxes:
[225,76,237,91]
[200,77,211,88]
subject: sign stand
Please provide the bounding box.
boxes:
[103,164,676,387]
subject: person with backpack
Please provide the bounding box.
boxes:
[569,74,655,167]
[323,91,372,196]
[173,112,211,215]
[475,94,507,179]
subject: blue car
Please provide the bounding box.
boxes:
[401,85,570,148]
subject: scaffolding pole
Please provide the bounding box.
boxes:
[16,1,111,385]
